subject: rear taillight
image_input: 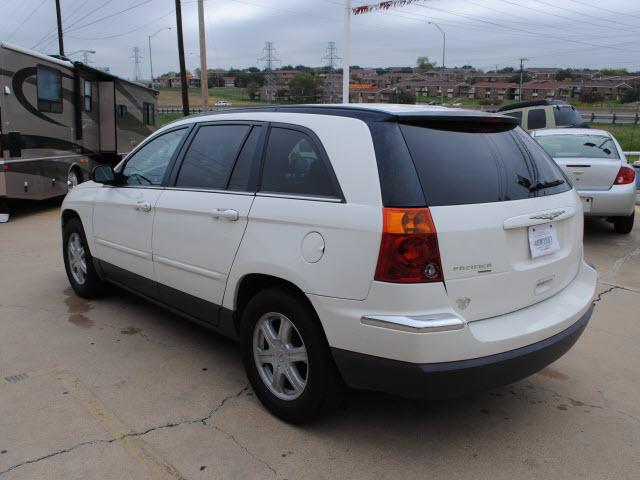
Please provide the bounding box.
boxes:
[614,166,636,185]
[374,207,444,283]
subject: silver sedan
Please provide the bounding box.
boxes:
[531,128,636,234]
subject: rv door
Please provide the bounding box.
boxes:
[98,81,116,152]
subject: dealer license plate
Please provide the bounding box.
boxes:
[528,223,560,258]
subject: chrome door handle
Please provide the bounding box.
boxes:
[135,201,152,212]
[212,208,239,221]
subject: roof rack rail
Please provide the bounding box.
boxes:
[496,99,567,112]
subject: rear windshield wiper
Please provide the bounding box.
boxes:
[528,179,565,192]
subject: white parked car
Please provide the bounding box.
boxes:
[61,105,597,423]
[531,128,636,233]
[214,100,232,107]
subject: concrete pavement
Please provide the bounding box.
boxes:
[0,200,639,479]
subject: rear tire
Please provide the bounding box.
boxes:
[63,217,103,298]
[67,168,81,190]
[613,212,634,234]
[240,288,343,424]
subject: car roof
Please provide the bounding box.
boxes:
[496,100,568,112]
[531,128,612,137]
[174,103,518,125]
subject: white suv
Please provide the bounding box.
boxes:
[61,104,597,423]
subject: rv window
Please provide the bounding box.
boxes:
[143,102,155,125]
[37,65,62,113]
[83,80,92,112]
[117,105,127,117]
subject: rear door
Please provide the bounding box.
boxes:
[151,122,263,324]
[533,132,622,191]
[398,120,582,321]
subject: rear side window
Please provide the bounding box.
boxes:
[554,106,583,127]
[399,122,571,207]
[176,124,250,190]
[503,110,522,125]
[527,108,546,129]
[260,127,340,198]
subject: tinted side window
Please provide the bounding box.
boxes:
[122,128,187,186]
[37,65,62,113]
[176,125,250,190]
[228,127,261,191]
[399,122,570,207]
[527,108,546,130]
[261,128,339,198]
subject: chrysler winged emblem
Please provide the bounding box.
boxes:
[529,210,565,221]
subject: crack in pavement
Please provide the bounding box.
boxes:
[0,385,249,477]
[592,286,621,304]
[600,246,640,281]
[212,425,278,478]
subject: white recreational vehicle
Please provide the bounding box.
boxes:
[0,42,157,220]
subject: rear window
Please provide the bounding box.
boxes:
[554,106,584,127]
[535,134,619,159]
[503,110,522,125]
[398,122,571,207]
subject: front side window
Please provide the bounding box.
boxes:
[261,127,339,198]
[535,134,619,159]
[37,65,62,113]
[527,108,546,129]
[83,80,92,112]
[175,124,250,190]
[122,128,187,186]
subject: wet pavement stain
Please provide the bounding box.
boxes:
[120,327,142,335]
[64,288,94,328]
[539,367,569,380]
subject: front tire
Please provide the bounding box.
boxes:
[63,217,103,298]
[67,168,81,190]
[240,288,343,424]
[613,211,634,234]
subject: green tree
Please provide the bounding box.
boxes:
[416,56,436,72]
[391,89,416,104]
[246,81,258,100]
[555,68,574,81]
[288,72,323,103]
[508,72,533,83]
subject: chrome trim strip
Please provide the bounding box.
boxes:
[503,206,576,230]
[163,187,254,196]
[154,255,225,280]
[361,314,465,333]
[257,192,343,203]
[95,238,151,260]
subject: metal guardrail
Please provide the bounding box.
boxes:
[582,113,640,124]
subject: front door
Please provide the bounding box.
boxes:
[93,127,189,296]
[152,123,262,323]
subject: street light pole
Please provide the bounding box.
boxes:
[148,27,171,87]
[428,21,445,105]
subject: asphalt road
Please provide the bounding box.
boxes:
[1,199,639,480]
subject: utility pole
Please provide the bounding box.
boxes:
[259,42,280,102]
[519,57,529,101]
[55,0,64,57]
[131,47,143,82]
[343,0,351,104]
[322,41,341,71]
[197,0,209,111]
[428,21,445,105]
[175,0,190,116]
[148,27,171,87]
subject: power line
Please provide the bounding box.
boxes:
[533,0,640,31]
[567,0,640,21]
[7,0,48,41]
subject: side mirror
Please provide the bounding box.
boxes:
[91,165,117,185]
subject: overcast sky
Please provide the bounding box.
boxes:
[3,0,639,80]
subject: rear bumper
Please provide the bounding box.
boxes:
[578,183,636,217]
[332,304,593,400]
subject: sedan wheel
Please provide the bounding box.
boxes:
[67,170,80,190]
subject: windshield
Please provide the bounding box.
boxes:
[535,134,619,159]
[398,122,570,207]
